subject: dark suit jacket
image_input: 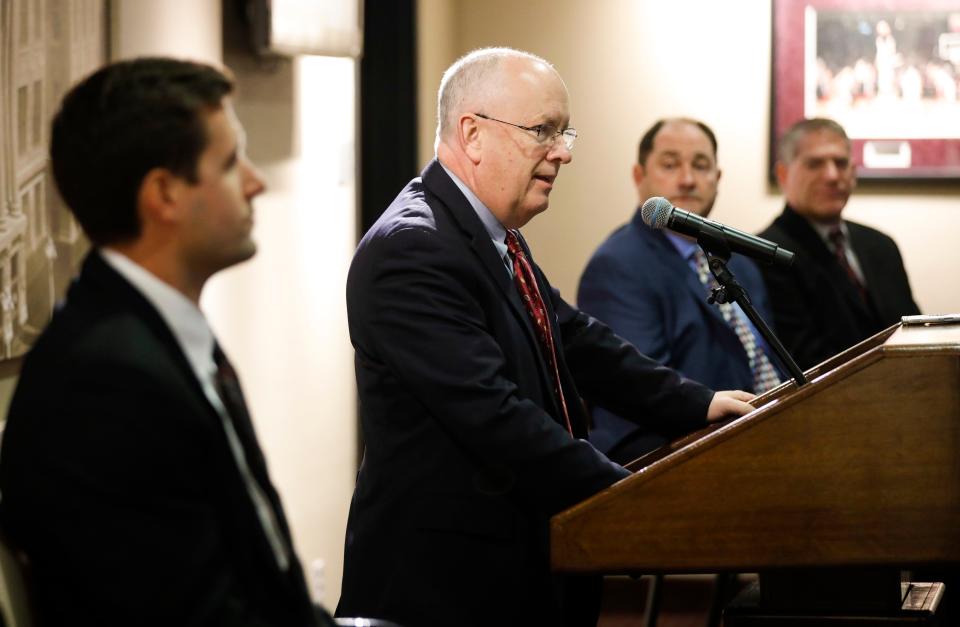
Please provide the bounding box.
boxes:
[337,161,714,627]
[0,253,322,627]
[758,205,920,370]
[578,210,779,457]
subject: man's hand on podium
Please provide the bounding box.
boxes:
[706,390,755,423]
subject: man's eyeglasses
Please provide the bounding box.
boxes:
[474,113,578,151]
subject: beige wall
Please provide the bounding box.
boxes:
[417,0,960,315]
[203,56,358,608]
[112,0,222,62]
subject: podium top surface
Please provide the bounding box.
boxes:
[885,319,960,352]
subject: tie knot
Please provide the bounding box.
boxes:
[691,247,717,290]
[212,344,227,368]
[692,247,712,272]
[213,344,238,383]
[505,230,523,256]
[828,227,845,246]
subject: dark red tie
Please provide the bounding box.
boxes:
[828,227,868,303]
[212,345,292,571]
[505,230,573,435]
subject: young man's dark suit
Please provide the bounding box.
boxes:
[578,210,778,461]
[758,205,919,370]
[0,253,321,627]
[337,160,714,627]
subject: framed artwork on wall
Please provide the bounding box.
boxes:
[0,0,106,361]
[772,0,960,181]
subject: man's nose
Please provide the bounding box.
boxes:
[823,160,841,180]
[547,141,573,165]
[241,158,267,199]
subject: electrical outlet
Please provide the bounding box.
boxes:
[309,558,326,603]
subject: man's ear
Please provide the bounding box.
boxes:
[632,163,645,187]
[774,161,788,190]
[460,114,483,164]
[137,168,186,224]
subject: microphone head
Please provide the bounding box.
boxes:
[640,196,674,229]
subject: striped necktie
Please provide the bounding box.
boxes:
[692,249,781,394]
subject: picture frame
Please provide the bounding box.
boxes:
[771,0,960,181]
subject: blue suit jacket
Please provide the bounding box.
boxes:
[578,209,778,454]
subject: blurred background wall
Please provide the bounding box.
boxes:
[417,0,960,316]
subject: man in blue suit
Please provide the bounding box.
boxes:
[578,118,781,464]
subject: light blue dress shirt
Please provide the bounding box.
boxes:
[664,231,773,355]
[439,162,513,277]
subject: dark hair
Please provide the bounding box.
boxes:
[50,57,234,246]
[637,118,718,166]
[777,117,849,163]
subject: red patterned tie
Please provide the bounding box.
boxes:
[505,230,573,435]
[828,227,868,303]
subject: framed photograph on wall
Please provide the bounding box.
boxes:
[772,0,960,181]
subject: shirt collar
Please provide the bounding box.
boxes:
[99,248,216,381]
[634,206,701,261]
[664,230,700,261]
[808,218,850,247]
[439,161,508,246]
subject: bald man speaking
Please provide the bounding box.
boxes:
[336,48,753,627]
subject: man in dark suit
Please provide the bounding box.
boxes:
[758,118,919,371]
[578,118,781,464]
[336,48,754,627]
[0,58,330,627]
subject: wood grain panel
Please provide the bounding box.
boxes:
[553,324,960,574]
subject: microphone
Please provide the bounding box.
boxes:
[641,196,795,267]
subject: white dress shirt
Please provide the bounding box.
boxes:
[100,248,290,571]
[809,220,867,286]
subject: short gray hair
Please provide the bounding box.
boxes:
[778,118,850,163]
[434,47,553,149]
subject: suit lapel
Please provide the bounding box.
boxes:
[79,252,296,572]
[81,253,277,476]
[637,222,730,329]
[421,161,544,358]
[668,243,731,328]
[421,161,569,426]
[80,253,215,411]
[779,208,874,319]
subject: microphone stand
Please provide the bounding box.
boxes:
[696,227,807,387]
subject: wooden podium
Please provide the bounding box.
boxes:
[552,321,960,624]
